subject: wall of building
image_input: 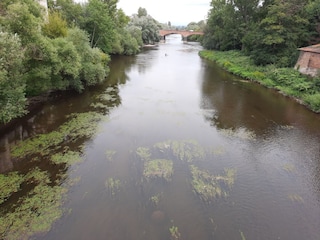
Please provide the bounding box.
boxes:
[295,51,320,77]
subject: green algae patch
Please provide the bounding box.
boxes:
[150,192,163,207]
[136,147,151,161]
[11,112,103,158]
[282,163,295,173]
[0,172,24,205]
[3,111,105,239]
[190,165,236,203]
[0,168,67,240]
[105,178,121,196]
[154,139,206,163]
[220,128,256,140]
[51,151,82,165]
[288,194,304,203]
[105,150,117,162]
[143,159,173,182]
[169,224,181,240]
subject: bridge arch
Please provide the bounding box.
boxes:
[159,30,204,41]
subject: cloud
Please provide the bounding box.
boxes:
[117,0,210,25]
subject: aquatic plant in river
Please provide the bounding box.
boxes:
[11,112,104,158]
[154,139,206,163]
[143,159,173,182]
[190,165,236,203]
[169,224,181,240]
[105,150,117,162]
[1,111,105,239]
[105,178,121,196]
[0,168,67,240]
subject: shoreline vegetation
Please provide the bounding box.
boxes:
[199,50,320,113]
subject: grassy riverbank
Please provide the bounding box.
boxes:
[199,50,320,113]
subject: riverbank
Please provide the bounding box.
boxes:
[199,50,320,113]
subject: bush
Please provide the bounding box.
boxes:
[303,93,320,112]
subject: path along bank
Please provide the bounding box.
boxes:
[199,50,320,113]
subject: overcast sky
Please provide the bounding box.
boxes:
[117,0,211,26]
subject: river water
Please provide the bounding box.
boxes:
[1,35,320,240]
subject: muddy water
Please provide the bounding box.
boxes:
[1,35,320,240]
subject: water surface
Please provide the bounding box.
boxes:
[1,35,320,240]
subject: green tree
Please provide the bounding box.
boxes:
[82,0,116,53]
[42,11,68,38]
[246,0,309,66]
[129,14,160,44]
[67,27,110,89]
[47,0,84,27]
[305,0,320,44]
[0,31,27,123]
[137,7,147,17]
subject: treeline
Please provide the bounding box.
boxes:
[0,0,163,124]
[203,0,320,67]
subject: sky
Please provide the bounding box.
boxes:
[117,0,211,26]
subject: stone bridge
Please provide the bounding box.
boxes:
[159,30,204,40]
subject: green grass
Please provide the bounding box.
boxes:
[199,50,320,113]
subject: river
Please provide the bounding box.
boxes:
[1,35,320,240]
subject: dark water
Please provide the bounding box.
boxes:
[1,35,320,240]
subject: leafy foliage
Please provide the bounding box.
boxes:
[0,31,27,123]
[204,0,315,67]
[42,11,68,38]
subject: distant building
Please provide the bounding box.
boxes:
[295,44,320,77]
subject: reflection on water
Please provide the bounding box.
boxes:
[1,35,320,240]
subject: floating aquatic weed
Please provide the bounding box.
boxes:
[11,112,103,158]
[211,146,225,155]
[154,139,205,163]
[5,112,104,239]
[220,128,256,140]
[50,151,82,165]
[288,194,304,203]
[169,224,181,240]
[105,178,121,196]
[143,159,173,182]
[240,230,247,240]
[0,172,24,205]
[136,147,151,161]
[280,125,294,130]
[105,150,116,162]
[90,102,108,109]
[99,93,117,102]
[0,168,67,240]
[190,165,236,203]
[282,163,295,173]
[150,193,163,206]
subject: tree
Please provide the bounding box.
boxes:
[137,7,147,17]
[0,31,27,123]
[67,27,110,89]
[47,0,84,27]
[245,0,309,66]
[81,0,116,53]
[129,14,160,44]
[305,0,320,44]
[42,11,68,38]
[203,1,241,50]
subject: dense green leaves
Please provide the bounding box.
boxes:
[204,0,317,67]
[42,12,68,38]
[0,31,26,123]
